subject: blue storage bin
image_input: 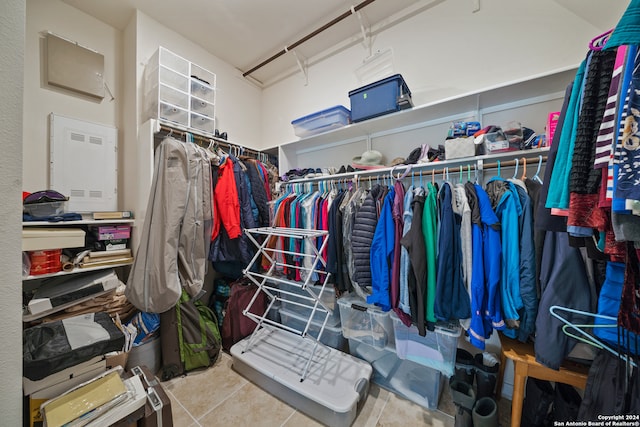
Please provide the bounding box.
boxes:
[349,74,413,123]
[291,105,351,138]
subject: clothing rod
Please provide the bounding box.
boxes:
[242,0,376,77]
[284,153,549,184]
[158,124,263,157]
[482,156,548,170]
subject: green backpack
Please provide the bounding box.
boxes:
[176,289,222,372]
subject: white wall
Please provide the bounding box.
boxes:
[0,0,25,424]
[261,0,625,149]
[23,0,123,192]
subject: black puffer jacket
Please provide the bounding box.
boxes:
[242,158,270,227]
[351,185,383,292]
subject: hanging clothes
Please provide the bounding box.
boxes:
[536,83,572,232]
[352,184,383,295]
[423,182,439,331]
[211,156,241,241]
[485,177,523,335]
[210,155,258,278]
[466,183,503,350]
[241,157,271,227]
[535,231,592,370]
[326,189,350,292]
[594,46,628,169]
[567,49,617,236]
[391,180,413,325]
[127,137,213,313]
[434,182,470,321]
[512,183,538,342]
[401,187,427,335]
[398,185,415,317]
[614,51,640,206]
[618,243,640,335]
[453,183,473,330]
[367,186,396,311]
[343,187,367,298]
[546,60,587,210]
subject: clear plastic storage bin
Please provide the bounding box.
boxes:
[291,105,351,138]
[278,281,341,327]
[348,338,444,410]
[159,103,189,127]
[278,307,346,351]
[390,312,461,377]
[23,201,67,217]
[337,294,394,350]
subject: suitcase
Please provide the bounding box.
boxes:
[128,365,173,427]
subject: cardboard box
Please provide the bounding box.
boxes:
[106,351,130,370]
[90,225,132,241]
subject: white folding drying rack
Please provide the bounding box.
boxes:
[241,226,334,382]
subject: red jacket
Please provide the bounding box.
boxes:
[212,157,241,240]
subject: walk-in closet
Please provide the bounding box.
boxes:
[4,1,640,426]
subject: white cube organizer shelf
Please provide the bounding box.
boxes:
[145,47,216,136]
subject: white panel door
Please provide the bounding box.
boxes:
[49,113,117,212]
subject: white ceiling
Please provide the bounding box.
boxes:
[60,0,423,85]
[61,0,627,85]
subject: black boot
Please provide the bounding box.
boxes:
[474,353,499,399]
[521,378,554,427]
[450,378,476,427]
[455,348,476,385]
[552,383,582,422]
[472,397,499,427]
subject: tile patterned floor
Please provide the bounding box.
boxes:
[162,351,513,426]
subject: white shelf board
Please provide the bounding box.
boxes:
[22,261,133,281]
[279,65,577,155]
[23,219,135,227]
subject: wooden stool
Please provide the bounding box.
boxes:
[495,334,590,427]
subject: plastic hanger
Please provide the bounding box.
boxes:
[589,28,613,51]
[512,158,519,180]
[521,157,527,180]
[550,305,637,367]
[467,164,472,183]
[459,165,463,184]
[533,155,543,184]
[497,160,501,177]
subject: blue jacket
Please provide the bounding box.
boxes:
[468,184,504,350]
[493,179,524,328]
[434,183,470,321]
[546,60,586,210]
[514,184,538,342]
[368,187,395,311]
